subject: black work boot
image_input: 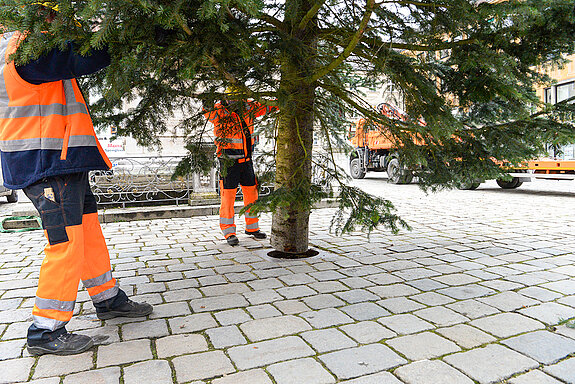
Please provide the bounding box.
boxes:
[96,298,154,320]
[27,333,93,356]
[226,235,239,246]
[245,230,267,239]
[95,290,153,320]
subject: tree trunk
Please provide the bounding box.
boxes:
[270,0,317,254]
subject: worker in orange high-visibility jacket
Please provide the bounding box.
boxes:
[0,4,152,356]
[204,90,278,246]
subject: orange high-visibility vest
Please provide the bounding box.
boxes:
[0,31,112,189]
[204,101,277,159]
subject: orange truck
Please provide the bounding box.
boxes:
[349,103,419,183]
[485,159,575,189]
[349,103,575,188]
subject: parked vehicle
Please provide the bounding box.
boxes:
[466,158,575,190]
[349,103,420,183]
[0,164,18,203]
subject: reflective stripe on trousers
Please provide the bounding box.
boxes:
[242,185,259,232]
[25,174,118,332]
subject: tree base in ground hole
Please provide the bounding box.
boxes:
[267,249,319,259]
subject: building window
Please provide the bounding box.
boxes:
[556,81,575,103]
[544,88,552,104]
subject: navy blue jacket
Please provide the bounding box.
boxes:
[16,43,110,84]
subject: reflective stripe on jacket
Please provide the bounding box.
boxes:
[0,31,112,189]
[204,101,277,159]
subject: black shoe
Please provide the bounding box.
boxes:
[226,235,239,246]
[96,299,153,320]
[245,230,267,239]
[27,333,93,356]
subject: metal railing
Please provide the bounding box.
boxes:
[90,156,217,208]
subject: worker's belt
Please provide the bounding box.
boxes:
[237,158,251,163]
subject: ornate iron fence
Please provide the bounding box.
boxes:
[89,153,332,208]
[89,156,217,208]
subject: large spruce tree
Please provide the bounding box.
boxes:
[2,0,574,254]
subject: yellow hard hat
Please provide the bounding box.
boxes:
[225,85,242,96]
[30,2,60,12]
[29,2,82,27]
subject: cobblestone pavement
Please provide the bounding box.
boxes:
[1,178,574,383]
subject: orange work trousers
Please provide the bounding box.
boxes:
[219,158,260,238]
[23,172,118,340]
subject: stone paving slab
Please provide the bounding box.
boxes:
[2,179,575,383]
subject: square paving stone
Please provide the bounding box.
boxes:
[340,302,390,321]
[214,308,252,325]
[0,357,35,384]
[518,287,562,302]
[0,339,25,360]
[190,294,249,312]
[300,308,354,328]
[414,307,469,326]
[478,291,540,311]
[502,330,575,364]
[302,294,345,310]
[301,328,357,353]
[277,285,317,299]
[437,284,495,300]
[247,304,282,319]
[268,358,336,384]
[124,360,172,384]
[211,369,273,384]
[274,300,311,315]
[168,313,218,334]
[444,344,538,384]
[308,281,347,294]
[149,302,192,318]
[410,292,454,306]
[240,315,311,341]
[433,273,480,286]
[339,321,396,344]
[386,331,460,360]
[339,372,403,383]
[406,278,448,292]
[542,279,575,295]
[518,302,575,325]
[243,290,285,306]
[543,357,575,383]
[34,352,93,378]
[368,284,420,299]
[378,314,434,335]
[319,344,406,380]
[470,313,545,338]
[122,319,169,340]
[334,289,380,304]
[97,339,152,367]
[394,359,473,384]
[377,297,425,314]
[173,350,235,382]
[436,324,496,349]
[446,299,500,319]
[509,369,563,384]
[228,336,314,370]
[62,367,120,384]
[156,334,208,358]
[206,325,247,349]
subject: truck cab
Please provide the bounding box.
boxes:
[349,103,415,184]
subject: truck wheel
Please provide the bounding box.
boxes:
[350,158,366,179]
[459,182,481,190]
[496,178,523,189]
[6,190,18,203]
[387,158,412,184]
